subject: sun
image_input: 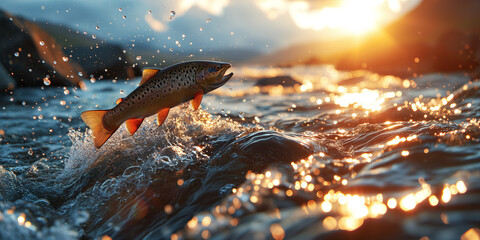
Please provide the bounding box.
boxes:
[333,0,381,34]
[287,0,393,35]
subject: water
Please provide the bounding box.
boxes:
[1,65,479,239]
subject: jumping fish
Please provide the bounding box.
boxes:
[81,61,233,148]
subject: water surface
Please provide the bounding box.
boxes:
[1,65,479,239]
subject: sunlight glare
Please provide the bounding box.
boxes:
[334,89,388,111]
[288,0,384,34]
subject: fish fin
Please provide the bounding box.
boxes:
[116,98,124,104]
[81,110,115,149]
[125,118,144,135]
[191,90,203,110]
[140,68,160,85]
[156,108,170,126]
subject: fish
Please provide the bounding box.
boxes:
[81,60,233,149]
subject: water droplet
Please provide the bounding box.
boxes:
[83,31,88,35]
[62,57,69,62]
[60,100,66,105]
[123,15,126,19]
[169,48,173,52]
[14,52,19,57]
[148,10,152,14]
[169,11,176,19]
[9,97,14,101]
[39,41,45,46]
[64,89,70,95]
[199,27,204,31]
[92,35,96,39]
[38,115,44,120]
[206,18,211,23]
[96,25,100,30]
[136,56,142,60]
[118,57,122,60]
[28,148,33,155]
[43,77,51,86]
[120,90,125,94]
[118,8,122,12]
[78,72,83,77]
[90,77,96,83]
[53,61,57,65]
[9,17,13,21]
[22,101,26,106]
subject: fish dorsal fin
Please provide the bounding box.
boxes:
[140,68,161,86]
[116,98,124,104]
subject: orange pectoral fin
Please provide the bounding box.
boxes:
[156,108,170,126]
[125,118,144,135]
[191,90,203,110]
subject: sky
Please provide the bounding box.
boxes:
[0,0,420,53]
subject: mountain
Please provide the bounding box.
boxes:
[253,0,480,77]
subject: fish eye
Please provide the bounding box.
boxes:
[215,64,222,71]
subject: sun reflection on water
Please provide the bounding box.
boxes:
[180,149,469,238]
[333,89,394,111]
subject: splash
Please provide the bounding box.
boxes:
[62,105,242,177]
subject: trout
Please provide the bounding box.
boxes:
[81,60,233,148]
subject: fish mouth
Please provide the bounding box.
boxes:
[217,64,232,82]
[221,72,234,83]
[203,68,234,93]
[210,71,233,90]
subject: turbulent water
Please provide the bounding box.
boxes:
[1,65,479,239]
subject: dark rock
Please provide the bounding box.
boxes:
[0,64,15,90]
[338,76,366,86]
[255,76,301,87]
[39,23,141,80]
[0,9,84,89]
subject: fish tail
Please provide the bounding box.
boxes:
[81,110,116,149]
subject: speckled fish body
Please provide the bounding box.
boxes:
[81,60,233,148]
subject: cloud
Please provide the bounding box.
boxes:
[255,0,416,34]
[144,14,167,32]
[142,0,230,32]
[254,0,289,20]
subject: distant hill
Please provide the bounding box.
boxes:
[249,38,356,67]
